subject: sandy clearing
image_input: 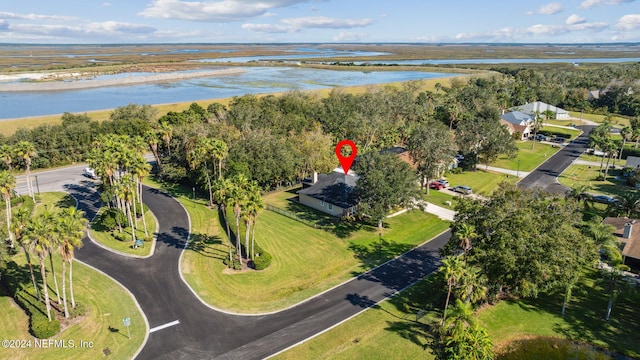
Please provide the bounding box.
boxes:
[0,68,245,92]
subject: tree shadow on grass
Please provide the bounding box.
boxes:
[348,237,415,270]
[186,233,225,259]
[0,260,35,297]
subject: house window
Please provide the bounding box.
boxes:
[328,204,333,211]
[321,200,325,206]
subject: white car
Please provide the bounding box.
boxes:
[83,167,98,179]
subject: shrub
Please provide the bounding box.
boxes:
[14,289,61,339]
[99,208,125,231]
[113,231,129,242]
[69,302,87,318]
[251,244,272,270]
[223,257,243,270]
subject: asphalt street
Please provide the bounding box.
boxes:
[517,125,595,193]
[20,129,595,359]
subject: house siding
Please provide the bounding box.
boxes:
[298,194,347,217]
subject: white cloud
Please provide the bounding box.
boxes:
[616,14,640,30]
[527,2,563,15]
[243,16,372,34]
[0,11,77,22]
[281,16,373,29]
[333,31,368,42]
[103,2,112,6]
[310,6,319,11]
[139,0,310,22]
[566,14,586,25]
[527,24,569,35]
[263,12,278,17]
[241,23,296,33]
[579,0,635,8]
[6,21,157,39]
[455,27,519,41]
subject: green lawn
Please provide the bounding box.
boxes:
[145,177,449,313]
[444,169,518,196]
[558,164,632,197]
[274,269,640,359]
[490,141,560,172]
[568,111,629,127]
[422,189,456,208]
[89,208,157,256]
[539,125,581,140]
[0,192,146,360]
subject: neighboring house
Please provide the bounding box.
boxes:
[511,101,570,120]
[298,171,358,217]
[625,156,640,169]
[500,110,533,140]
[588,89,603,101]
[603,217,640,269]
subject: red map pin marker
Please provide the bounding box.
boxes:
[335,140,357,175]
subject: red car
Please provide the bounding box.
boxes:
[429,181,445,190]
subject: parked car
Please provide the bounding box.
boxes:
[83,167,98,179]
[451,185,473,195]
[434,179,450,187]
[429,181,445,190]
[532,134,548,141]
[591,194,617,204]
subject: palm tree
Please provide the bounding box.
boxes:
[187,137,216,207]
[120,178,137,245]
[23,213,54,321]
[159,121,173,156]
[443,299,476,342]
[131,157,151,237]
[620,126,632,160]
[0,170,16,248]
[144,130,162,172]
[44,211,62,306]
[455,223,476,257]
[213,177,234,264]
[530,111,543,150]
[613,191,640,218]
[14,141,37,201]
[14,207,40,300]
[248,184,264,260]
[58,207,87,317]
[566,184,591,205]
[455,265,486,305]
[0,144,13,170]
[441,256,465,326]
[229,174,248,260]
[542,109,555,126]
[211,139,228,179]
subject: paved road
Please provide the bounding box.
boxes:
[518,125,595,193]
[67,184,448,359]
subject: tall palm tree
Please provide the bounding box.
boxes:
[0,144,13,170]
[14,141,37,201]
[530,111,543,150]
[443,299,477,342]
[23,214,53,321]
[120,177,137,245]
[211,139,228,179]
[620,126,632,160]
[187,137,216,207]
[58,207,87,317]
[14,207,40,300]
[144,130,162,172]
[248,183,264,260]
[229,174,248,260]
[159,121,173,157]
[44,211,62,306]
[613,191,640,218]
[131,157,151,237]
[441,256,466,326]
[213,177,234,263]
[0,170,16,248]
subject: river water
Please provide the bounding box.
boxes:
[0,66,459,119]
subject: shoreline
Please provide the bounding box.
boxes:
[0,68,245,92]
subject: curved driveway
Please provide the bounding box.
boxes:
[68,185,447,359]
[62,125,593,359]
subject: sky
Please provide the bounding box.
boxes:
[0,0,639,43]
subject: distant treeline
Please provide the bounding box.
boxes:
[1,63,639,190]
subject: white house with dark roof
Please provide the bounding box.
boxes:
[512,101,570,120]
[500,110,533,140]
[298,171,358,217]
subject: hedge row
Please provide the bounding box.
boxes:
[14,288,60,339]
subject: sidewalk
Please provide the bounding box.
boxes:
[412,199,456,221]
[476,164,531,178]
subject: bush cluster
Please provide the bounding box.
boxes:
[14,288,60,338]
[99,208,126,232]
[251,244,272,271]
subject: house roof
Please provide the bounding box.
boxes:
[298,171,358,208]
[603,217,640,260]
[500,119,528,135]
[511,101,568,115]
[625,156,640,169]
[501,111,533,125]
